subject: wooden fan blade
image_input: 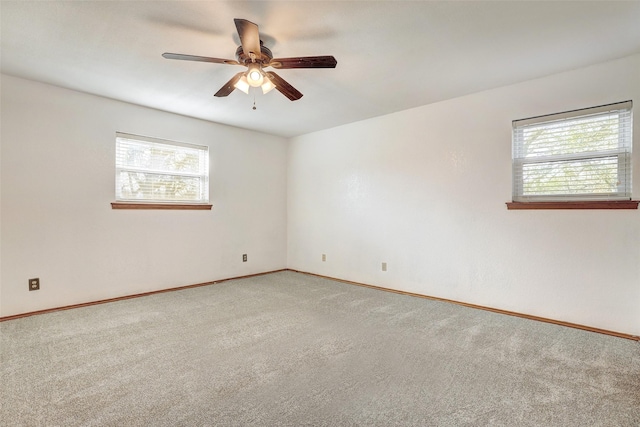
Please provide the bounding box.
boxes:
[265,71,303,101]
[234,18,261,58]
[269,56,337,69]
[214,72,245,97]
[162,53,239,65]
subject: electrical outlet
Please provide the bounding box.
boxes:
[242,254,247,262]
[322,254,326,262]
[29,278,40,291]
[382,262,387,272]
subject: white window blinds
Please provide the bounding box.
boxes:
[512,101,633,202]
[116,132,209,203]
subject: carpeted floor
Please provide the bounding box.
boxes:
[1,271,639,426]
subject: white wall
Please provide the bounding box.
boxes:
[288,54,640,336]
[3,54,640,336]
[1,74,288,317]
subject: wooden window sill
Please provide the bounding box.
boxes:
[111,202,212,210]
[506,201,639,210]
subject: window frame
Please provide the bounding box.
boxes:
[113,132,212,210]
[509,101,636,210]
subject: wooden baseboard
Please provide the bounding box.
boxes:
[3,268,638,342]
[288,269,640,342]
[0,269,287,322]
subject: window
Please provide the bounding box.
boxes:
[114,132,210,208]
[511,101,633,206]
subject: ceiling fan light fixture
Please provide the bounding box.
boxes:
[234,75,250,94]
[261,77,276,94]
[246,64,264,87]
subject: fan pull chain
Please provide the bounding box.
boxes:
[252,93,257,110]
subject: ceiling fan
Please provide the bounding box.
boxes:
[163,18,337,101]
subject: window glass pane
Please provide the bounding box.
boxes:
[521,113,621,159]
[116,139,204,174]
[522,157,620,196]
[118,172,204,201]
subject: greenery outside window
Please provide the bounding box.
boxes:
[114,132,210,208]
[511,101,633,206]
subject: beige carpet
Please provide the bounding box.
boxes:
[1,271,639,426]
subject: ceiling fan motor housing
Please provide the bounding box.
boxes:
[235,42,273,65]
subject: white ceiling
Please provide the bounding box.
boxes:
[2,1,640,138]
